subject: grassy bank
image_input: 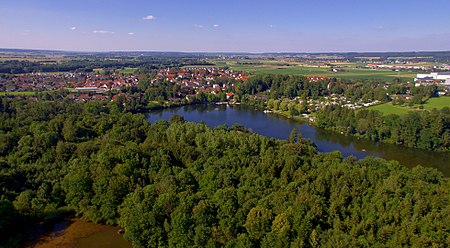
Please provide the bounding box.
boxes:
[366,97,450,115]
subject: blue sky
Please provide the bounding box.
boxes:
[1,0,450,52]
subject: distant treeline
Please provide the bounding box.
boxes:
[0,97,448,247]
[341,51,450,62]
[0,58,213,74]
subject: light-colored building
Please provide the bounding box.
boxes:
[415,72,450,81]
[445,78,450,87]
[415,72,450,90]
[73,87,108,93]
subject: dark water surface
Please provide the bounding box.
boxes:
[26,218,131,248]
[147,104,450,176]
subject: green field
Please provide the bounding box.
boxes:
[0,91,37,96]
[232,65,414,81]
[116,67,137,74]
[93,67,137,74]
[209,60,416,81]
[367,103,412,116]
[367,97,450,115]
[0,90,56,96]
[422,96,450,110]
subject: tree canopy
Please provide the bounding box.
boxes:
[0,97,448,247]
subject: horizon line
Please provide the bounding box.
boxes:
[1,47,450,55]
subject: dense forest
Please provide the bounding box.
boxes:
[316,105,450,151]
[0,97,448,247]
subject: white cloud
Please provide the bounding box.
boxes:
[128,32,135,35]
[143,15,156,20]
[20,29,31,36]
[93,30,115,34]
[193,24,204,29]
[213,24,220,28]
[70,26,77,31]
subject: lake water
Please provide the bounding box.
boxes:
[147,104,450,176]
[26,218,132,248]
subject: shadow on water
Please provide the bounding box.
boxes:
[147,104,450,176]
[26,218,74,246]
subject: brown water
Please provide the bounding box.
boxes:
[25,218,131,248]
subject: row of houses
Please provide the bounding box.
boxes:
[0,67,247,102]
[0,71,139,93]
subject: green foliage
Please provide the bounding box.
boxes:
[0,97,448,247]
[288,128,297,144]
[317,105,450,151]
[245,207,273,240]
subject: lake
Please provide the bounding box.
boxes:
[25,218,132,248]
[147,104,450,176]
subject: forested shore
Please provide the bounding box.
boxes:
[0,98,448,247]
[235,74,450,152]
[316,105,450,151]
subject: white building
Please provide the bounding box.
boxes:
[415,72,450,81]
[445,78,450,87]
[415,72,450,90]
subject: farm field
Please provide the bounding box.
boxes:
[93,67,137,74]
[116,67,137,74]
[0,91,39,96]
[211,60,416,81]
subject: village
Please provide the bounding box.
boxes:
[1,66,448,119]
[0,67,247,102]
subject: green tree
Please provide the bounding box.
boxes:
[288,128,297,144]
[245,206,274,241]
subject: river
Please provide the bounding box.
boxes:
[147,104,450,176]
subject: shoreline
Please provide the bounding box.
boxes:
[24,218,131,248]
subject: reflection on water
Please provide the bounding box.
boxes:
[77,227,131,248]
[147,104,450,176]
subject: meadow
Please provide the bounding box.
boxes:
[422,96,450,110]
[93,67,137,74]
[367,96,450,115]
[209,59,416,81]
[116,67,137,74]
[366,103,412,115]
[0,91,38,96]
